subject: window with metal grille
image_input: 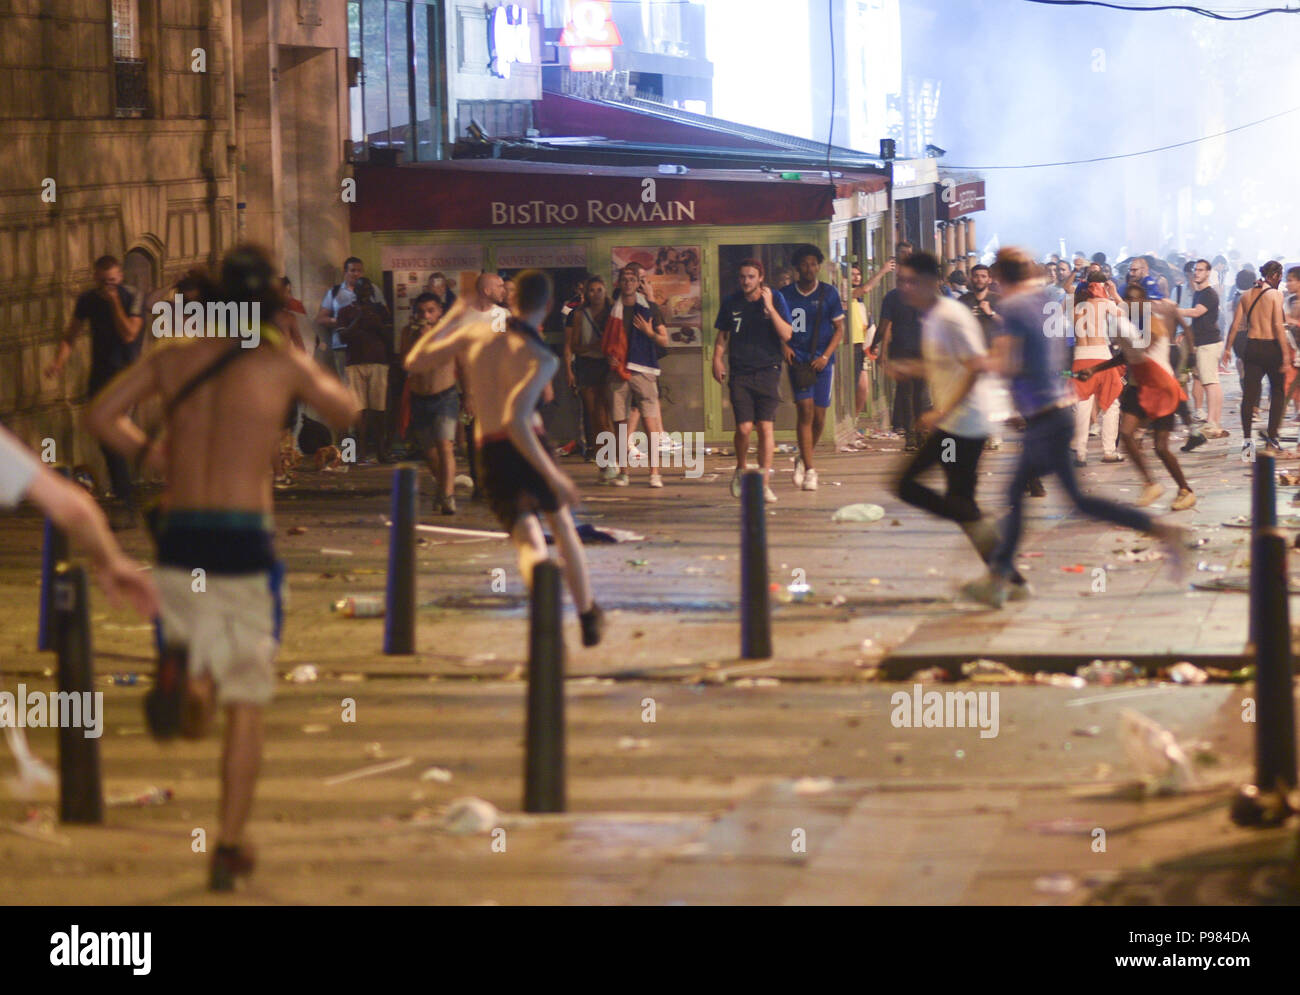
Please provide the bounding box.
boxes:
[111,0,139,59]
[111,0,148,117]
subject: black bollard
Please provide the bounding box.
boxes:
[1248,454,1277,647]
[740,469,772,660]
[524,560,564,813]
[1251,529,1296,794]
[1253,453,1277,529]
[383,464,418,654]
[38,466,72,652]
[53,566,103,824]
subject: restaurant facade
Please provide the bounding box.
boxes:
[350,159,889,444]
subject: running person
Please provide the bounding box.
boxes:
[86,245,360,890]
[399,292,460,514]
[889,252,1028,596]
[780,244,845,492]
[405,269,606,646]
[1078,283,1197,511]
[962,248,1187,609]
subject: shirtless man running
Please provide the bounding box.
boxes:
[405,269,605,647]
[87,245,359,890]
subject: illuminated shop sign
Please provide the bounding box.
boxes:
[557,0,621,73]
[489,4,532,80]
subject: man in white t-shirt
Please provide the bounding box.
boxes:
[0,427,156,616]
[889,252,1028,597]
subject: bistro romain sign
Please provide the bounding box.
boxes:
[490,197,697,227]
[350,165,883,232]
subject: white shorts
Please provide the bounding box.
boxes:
[347,362,389,410]
[1193,342,1222,385]
[155,567,283,706]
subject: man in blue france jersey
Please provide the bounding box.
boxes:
[712,258,794,503]
[959,247,1188,609]
[779,244,845,492]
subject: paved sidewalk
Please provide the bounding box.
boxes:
[2,366,1297,904]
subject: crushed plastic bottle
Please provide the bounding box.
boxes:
[961,659,1027,684]
[1076,659,1141,685]
[1119,708,1196,792]
[1168,661,1208,685]
[333,596,384,618]
[286,663,319,683]
[444,797,499,835]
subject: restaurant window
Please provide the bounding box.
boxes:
[348,0,443,161]
[111,0,148,118]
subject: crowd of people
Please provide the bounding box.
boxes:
[13,233,1300,890]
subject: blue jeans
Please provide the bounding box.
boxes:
[990,406,1153,578]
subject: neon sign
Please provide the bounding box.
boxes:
[489,4,531,80]
[557,0,621,73]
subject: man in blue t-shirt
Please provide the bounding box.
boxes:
[712,258,794,503]
[779,244,844,492]
[959,248,1187,609]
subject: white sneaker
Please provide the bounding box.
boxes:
[764,482,779,503]
[600,464,620,482]
[802,468,819,491]
[792,455,806,489]
[730,469,743,499]
[649,473,663,488]
[611,472,630,487]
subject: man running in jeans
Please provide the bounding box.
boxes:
[712,259,793,503]
[780,244,845,492]
[962,248,1188,609]
[87,245,360,890]
[891,252,1029,598]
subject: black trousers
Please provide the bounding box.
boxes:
[100,444,134,510]
[891,374,930,444]
[1241,338,1285,441]
[895,429,984,523]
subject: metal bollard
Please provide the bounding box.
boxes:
[1252,529,1296,793]
[383,464,418,655]
[1253,453,1277,529]
[1248,454,1277,647]
[38,466,72,652]
[53,566,103,824]
[740,470,772,659]
[524,560,564,813]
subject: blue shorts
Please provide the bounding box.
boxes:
[790,359,835,408]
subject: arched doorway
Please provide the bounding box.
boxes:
[123,246,156,300]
